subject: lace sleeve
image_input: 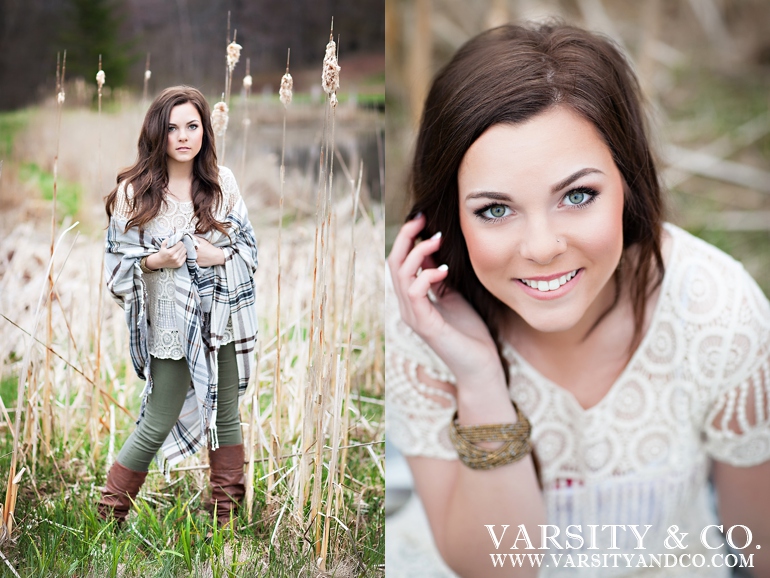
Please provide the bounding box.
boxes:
[385,269,459,460]
[112,181,134,220]
[704,265,770,466]
[218,166,241,216]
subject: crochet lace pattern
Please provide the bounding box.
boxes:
[385,223,770,577]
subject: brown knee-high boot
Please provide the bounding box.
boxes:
[97,461,148,523]
[208,444,246,527]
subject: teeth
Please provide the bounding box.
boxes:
[521,269,578,292]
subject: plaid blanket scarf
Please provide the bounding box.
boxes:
[105,196,258,467]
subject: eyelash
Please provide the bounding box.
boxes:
[473,187,600,222]
[168,124,199,132]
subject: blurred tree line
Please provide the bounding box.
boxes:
[0,0,385,110]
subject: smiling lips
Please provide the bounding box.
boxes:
[518,269,581,293]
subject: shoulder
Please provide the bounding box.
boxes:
[112,180,135,220]
[217,166,237,192]
[217,166,241,213]
[664,222,767,310]
[663,222,770,383]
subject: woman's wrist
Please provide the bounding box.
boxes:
[141,254,159,272]
[455,370,516,426]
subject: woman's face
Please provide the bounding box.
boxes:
[457,106,625,334]
[166,101,203,165]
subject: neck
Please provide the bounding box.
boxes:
[167,158,194,181]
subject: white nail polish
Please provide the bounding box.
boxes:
[431,231,442,240]
[438,264,448,271]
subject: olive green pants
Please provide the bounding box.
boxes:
[117,341,242,472]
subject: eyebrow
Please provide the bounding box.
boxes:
[551,168,604,193]
[168,119,200,127]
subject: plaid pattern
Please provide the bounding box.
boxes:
[105,190,258,467]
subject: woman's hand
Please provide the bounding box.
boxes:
[146,239,187,270]
[195,236,225,268]
[387,213,504,388]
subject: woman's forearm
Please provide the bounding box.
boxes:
[411,374,546,578]
[444,455,544,577]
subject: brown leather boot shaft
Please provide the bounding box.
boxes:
[208,443,246,527]
[97,461,148,524]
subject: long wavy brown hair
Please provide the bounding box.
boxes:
[408,22,666,382]
[105,85,229,235]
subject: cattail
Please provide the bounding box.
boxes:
[279,72,293,107]
[226,41,242,72]
[329,92,338,109]
[96,70,105,89]
[57,91,65,104]
[143,53,152,103]
[243,74,252,89]
[211,101,229,137]
[321,38,340,95]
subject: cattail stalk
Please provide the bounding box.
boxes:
[337,162,362,493]
[245,341,262,521]
[216,12,241,163]
[271,47,292,509]
[43,51,67,453]
[239,58,252,181]
[93,55,106,469]
[309,18,344,561]
[142,53,151,103]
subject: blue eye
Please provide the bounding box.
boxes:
[189,124,198,130]
[567,191,585,204]
[168,126,176,132]
[475,204,513,221]
[563,187,599,208]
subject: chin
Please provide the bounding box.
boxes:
[509,300,588,334]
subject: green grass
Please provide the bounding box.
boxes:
[362,72,385,86]
[0,373,17,406]
[19,162,82,219]
[663,65,770,300]
[0,109,33,160]
[0,384,384,577]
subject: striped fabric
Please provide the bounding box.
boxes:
[105,193,258,468]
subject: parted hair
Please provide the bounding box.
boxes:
[407,22,665,380]
[105,85,229,235]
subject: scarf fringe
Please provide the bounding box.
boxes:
[208,424,220,452]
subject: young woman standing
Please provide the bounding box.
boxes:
[100,86,258,527]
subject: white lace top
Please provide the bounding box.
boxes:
[114,167,240,360]
[385,223,770,577]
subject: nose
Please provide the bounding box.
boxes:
[518,216,566,265]
[178,128,188,142]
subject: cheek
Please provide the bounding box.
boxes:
[460,217,512,280]
[571,188,624,265]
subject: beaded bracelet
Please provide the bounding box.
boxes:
[139,256,157,274]
[449,401,532,470]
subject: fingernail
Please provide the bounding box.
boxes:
[438,264,449,271]
[431,231,442,240]
[412,212,423,220]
